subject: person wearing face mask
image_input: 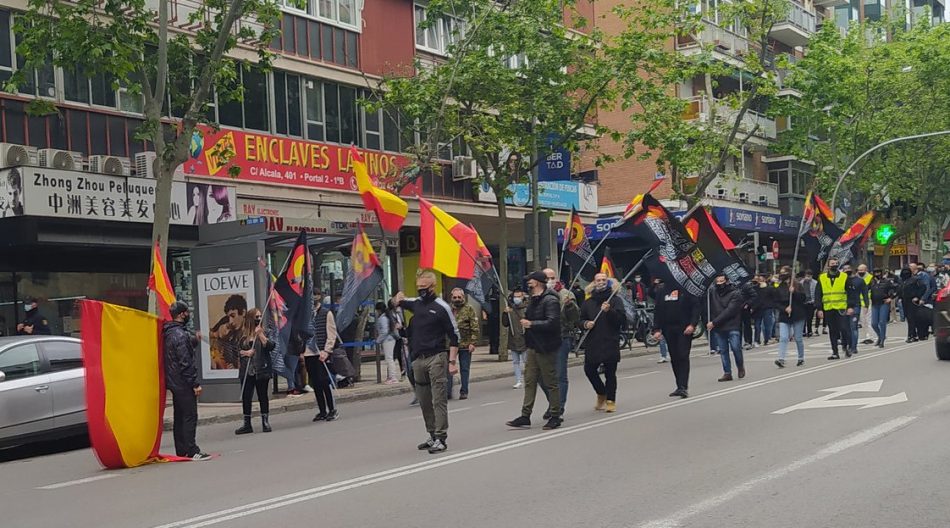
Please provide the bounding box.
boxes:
[815,258,853,359]
[775,267,807,368]
[393,270,460,454]
[235,308,275,435]
[651,278,700,398]
[842,264,869,355]
[707,274,745,381]
[162,302,211,461]
[856,264,875,344]
[447,288,479,400]
[17,297,51,335]
[540,268,576,420]
[503,288,528,388]
[578,273,626,412]
[303,295,340,422]
[869,269,897,348]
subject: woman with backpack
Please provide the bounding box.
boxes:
[376,302,400,384]
[235,308,276,435]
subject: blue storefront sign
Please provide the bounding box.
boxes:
[538,135,572,182]
[480,179,596,212]
[712,206,800,235]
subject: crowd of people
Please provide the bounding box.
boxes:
[157,261,948,458]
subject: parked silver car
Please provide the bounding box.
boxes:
[0,336,86,448]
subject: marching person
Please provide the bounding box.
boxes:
[775,267,807,368]
[17,297,51,335]
[163,302,211,461]
[503,288,528,389]
[652,279,700,398]
[541,268,577,420]
[375,302,400,384]
[394,270,460,454]
[801,270,818,337]
[815,258,853,359]
[706,274,745,382]
[506,270,562,430]
[303,295,340,422]
[842,263,869,355]
[870,269,897,348]
[857,264,875,344]
[578,273,625,413]
[235,308,275,434]
[899,267,921,342]
[447,288,479,400]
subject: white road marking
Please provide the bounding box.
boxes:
[773,379,908,414]
[447,406,472,414]
[480,401,506,407]
[37,474,120,490]
[154,341,920,528]
[637,415,918,528]
[623,371,660,380]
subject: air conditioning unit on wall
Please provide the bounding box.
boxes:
[88,155,131,176]
[452,156,477,181]
[134,152,185,179]
[0,143,38,168]
[38,149,83,171]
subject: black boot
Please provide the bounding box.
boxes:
[261,414,272,433]
[235,415,253,435]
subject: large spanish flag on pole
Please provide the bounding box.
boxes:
[351,146,408,233]
[81,300,178,469]
[419,197,479,279]
[147,242,176,320]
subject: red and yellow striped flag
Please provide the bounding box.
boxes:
[351,146,408,233]
[147,242,176,320]
[81,300,179,468]
[419,198,479,279]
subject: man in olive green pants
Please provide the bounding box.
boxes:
[521,348,560,419]
[413,352,449,441]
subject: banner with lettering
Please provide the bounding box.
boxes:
[182,125,419,196]
[196,270,257,380]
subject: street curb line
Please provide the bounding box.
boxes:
[162,347,657,430]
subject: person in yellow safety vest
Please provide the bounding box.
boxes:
[814,258,853,359]
[857,264,875,344]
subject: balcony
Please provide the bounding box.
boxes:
[770,1,817,47]
[813,0,850,7]
[683,96,777,142]
[675,20,749,65]
[705,176,779,208]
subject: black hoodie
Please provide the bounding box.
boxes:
[709,283,743,332]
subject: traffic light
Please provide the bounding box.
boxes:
[757,245,767,262]
[875,223,896,245]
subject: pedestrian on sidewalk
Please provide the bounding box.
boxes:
[870,269,897,348]
[447,288,479,400]
[375,302,400,384]
[506,270,562,430]
[235,308,275,435]
[394,269,459,454]
[651,279,699,398]
[503,288,528,389]
[578,273,625,413]
[775,267,807,368]
[163,302,211,461]
[304,296,339,422]
[816,258,853,360]
[706,274,745,382]
[843,263,869,355]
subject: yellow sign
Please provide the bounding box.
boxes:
[874,244,907,256]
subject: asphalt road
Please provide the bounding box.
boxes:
[3,329,949,528]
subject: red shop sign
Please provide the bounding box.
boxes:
[182,125,418,196]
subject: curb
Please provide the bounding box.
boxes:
[163,347,657,430]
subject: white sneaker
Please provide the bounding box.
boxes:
[657,358,668,364]
[303,385,314,393]
[513,382,523,389]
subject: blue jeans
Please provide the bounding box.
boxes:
[511,350,525,384]
[658,336,669,359]
[712,329,743,374]
[871,304,890,343]
[849,307,861,349]
[754,310,776,344]
[778,320,805,361]
[284,353,300,391]
[447,348,472,396]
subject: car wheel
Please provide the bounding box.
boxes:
[937,342,950,361]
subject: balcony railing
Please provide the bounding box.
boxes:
[782,1,817,33]
[675,20,749,57]
[705,176,779,208]
[683,96,777,140]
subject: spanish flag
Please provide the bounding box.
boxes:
[336,224,384,332]
[81,300,179,468]
[351,146,408,233]
[419,197,479,279]
[147,242,176,320]
[621,178,666,220]
[600,247,617,279]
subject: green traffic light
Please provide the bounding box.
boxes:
[875,224,896,245]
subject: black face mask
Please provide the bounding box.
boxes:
[418,288,435,300]
[181,314,191,325]
[452,300,465,307]
[255,318,263,325]
[829,265,839,272]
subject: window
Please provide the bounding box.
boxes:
[275,71,303,137]
[305,78,325,140]
[217,65,270,131]
[0,11,12,83]
[363,96,381,151]
[415,4,464,55]
[42,341,83,372]
[0,344,41,381]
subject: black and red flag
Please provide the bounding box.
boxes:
[683,207,751,285]
[562,206,596,282]
[801,192,843,270]
[267,230,314,374]
[827,211,876,266]
[336,225,385,333]
[465,231,497,314]
[599,246,618,279]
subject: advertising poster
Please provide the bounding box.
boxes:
[197,270,256,380]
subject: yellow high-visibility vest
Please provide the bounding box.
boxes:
[819,273,848,310]
[861,273,873,307]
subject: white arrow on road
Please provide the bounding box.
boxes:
[773,380,908,415]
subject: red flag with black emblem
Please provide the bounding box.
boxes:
[273,230,314,345]
[336,225,384,332]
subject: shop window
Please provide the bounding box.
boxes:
[305,77,325,141]
[275,71,303,137]
[338,85,357,145]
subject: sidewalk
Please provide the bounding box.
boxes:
[162,345,658,430]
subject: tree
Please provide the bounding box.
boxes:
[10,0,284,312]
[612,0,790,206]
[773,19,950,264]
[372,0,616,361]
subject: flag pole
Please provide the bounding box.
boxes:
[788,189,817,307]
[573,249,654,355]
[566,230,611,293]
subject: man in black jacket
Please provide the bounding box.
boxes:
[706,275,745,382]
[578,273,626,413]
[394,269,460,454]
[652,280,700,398]
[163,302,211,461]
[507,270,562,430]
[842,264,869,355]
[869,269,897,348]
